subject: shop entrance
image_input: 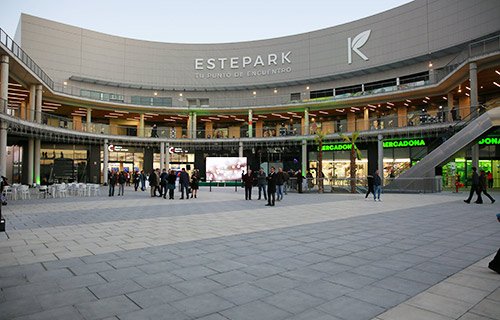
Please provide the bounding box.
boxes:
[107,162,136,174]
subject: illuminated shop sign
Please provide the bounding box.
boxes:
[169,147,188,154]
[478,137,500,145]
[382,139,426,148]
[107,145,129,152]
[319,139,425,151]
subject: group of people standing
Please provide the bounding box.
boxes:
[109,168,199,200]
[242,167,289,206]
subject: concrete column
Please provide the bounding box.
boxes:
[0,56,8,105]
[363,108,369,131]
[304,108,310,135]
[35,85,42,123]
[192,112,197,139]
[29,85,36,121]
[447,92,454,122]
[27,139,34,185]
[472,144,479,170]
[160,142,165,170]
[165,144,170,170]
[378,134,384,182]
[87,108,92,132]
[238,141,243,157]
[301,139,307,174]
[34,139,40,185]
[0,121,6,177]
[248,109,253,138]
[470,62,478,112]
[103,139,109,185]
[140,114,145,137]
[187,112,192,138]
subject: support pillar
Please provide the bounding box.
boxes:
[0,56,7,177]
[29,85,36,121]
[238,141,243,157]
[304,108,310,135]
[363,108,369,131]
[35,85,42,123]
[248,109,253,138]
[160,142,165,170]
[27,139,34,186]
[470,62,478,113]
[140,114,145,137]
[187,112,192,138]
[301,139,307,175]
[87,108,92,132]
[378,134,384,182]
[472,144,479,170]
[192,112,197,139]
[103,139,109,185]
[0,121,6,177]
[34,139,40,185]
[165,144,170,170]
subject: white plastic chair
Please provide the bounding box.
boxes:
[77,183,87,197]
[2,186,14,200]
[38,185,49,199]
[56,184,68,198]
[19,185,31,200]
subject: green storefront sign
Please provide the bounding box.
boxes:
[320,139,425,151]
[478,137,500,145]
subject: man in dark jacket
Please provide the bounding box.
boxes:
[139,170,146,191]
[159,169,167,198]
[179,168,190,199]
[266,167,277,206]
[242,169,254,200]
[108,170,118,197]
[296,170,303,193]
[464,167,482,204]
[256,167,267,200]
[373,169,382,201]
[148,170,158,197]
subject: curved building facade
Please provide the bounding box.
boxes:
[0,0,499,190]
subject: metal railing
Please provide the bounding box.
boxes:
[1,98,471,140]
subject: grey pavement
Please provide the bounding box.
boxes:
[0,186,499,319]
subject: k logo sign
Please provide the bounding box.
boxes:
[347,30,371,64]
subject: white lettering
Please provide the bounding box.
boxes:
[195,58,204,70]
[207,58,216,70]
[218,58,227,69]
[282,51,291,64]
[230,57,239,69]
[242,56,252,68]
[254,55,265,67]
[268,54,277,65]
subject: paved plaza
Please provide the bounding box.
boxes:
[0,187,499,320]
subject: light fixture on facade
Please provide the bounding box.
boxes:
[253,91,257,95]
[406,99,411,103]
[458,85,462,93]
[428,61,433,68]
[465,93,470,96]
[273,89,278,94]
[306,86,310,90]
[466,86,471,90]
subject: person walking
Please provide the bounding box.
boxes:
[296,170,303,193]
[151,124,158,137]
[108,170,118,197]
[365,174,375,200]
[464,167,482,204]
[266,167,277,206]
[133,170,140,191]
[117,171,126,196]
[190,170,199,198]
[179,168,190,199]
[479,170,495,204]
[242,169,254,200]
[167,169,177,200]
[139,170,146,191]
[256,167,267,201]
[283,170,290,195]
[373,169,382,201]
[148,170,158,197]
[276,168,285,201]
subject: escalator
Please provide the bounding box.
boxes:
[385,106,500,192]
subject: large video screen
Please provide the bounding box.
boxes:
[206,157,247,181]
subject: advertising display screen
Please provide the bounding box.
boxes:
[206,157,247,181]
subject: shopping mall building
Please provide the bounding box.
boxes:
[0,0,499,191]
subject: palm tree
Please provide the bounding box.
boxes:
[315,128,329,193]
[339,130,362,193]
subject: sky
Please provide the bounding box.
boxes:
[1,0,413,44]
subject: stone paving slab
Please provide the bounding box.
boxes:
[0,186,499,319]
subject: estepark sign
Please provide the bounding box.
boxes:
[319,139,426,151]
